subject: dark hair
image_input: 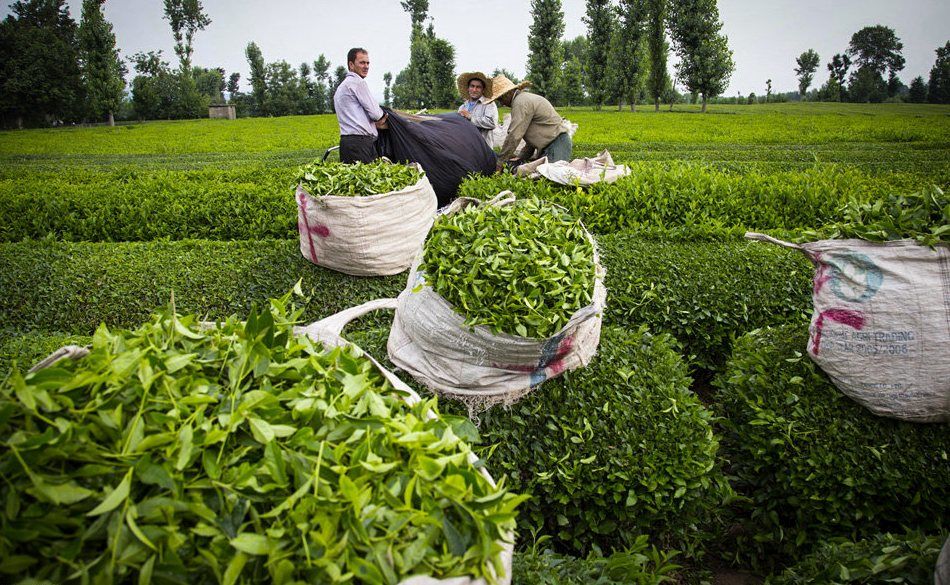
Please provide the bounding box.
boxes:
[468,78,485,89]
[347,47,367,64]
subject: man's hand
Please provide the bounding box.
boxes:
[459,110,471,119]
[374,113,389,129]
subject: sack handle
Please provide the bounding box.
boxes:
[298,298,398,343]
[745,232,804,251]
[29,345,90,373]
[487,190,516,207]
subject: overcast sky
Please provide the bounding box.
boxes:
[4,0,949,100]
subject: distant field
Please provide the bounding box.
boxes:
[1,103,947,176]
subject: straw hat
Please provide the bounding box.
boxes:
[484,74,531,103]
[456,72,492,100]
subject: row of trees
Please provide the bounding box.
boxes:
[792,28,950,104]
[524,0,734,112]
[0,0,126,128]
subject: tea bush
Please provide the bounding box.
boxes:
[345,325,728,557]
[459,163,939,235]
[0,235,814,375]
[512,536,680,584]
[768,531,947,584]
[0,329,90,375]
[0,239,403,334]
[598,234,812,370]
[715,323,950,568]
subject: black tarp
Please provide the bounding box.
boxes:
[375,108,496,207]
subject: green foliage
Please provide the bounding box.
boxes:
[0,329,91,375]
[598,234,812,371]
[797,185,949,246]
[513,535,681,584]
[609,0,648,111]
[459,163,919,236]
[928,41,950,104]
[715,323,950,568]
[794,49,820,97]
[0,164,297,242]
[78,0,126,124]
[0,0,85,127]
[847,25,905,78]
[768,531,947,585]
[645,0,669,110]
[0,239,404,335]
[527,0,566,98]
[0,294,522,583]
[583,0,614,108]
[0,234,812,375]
[420,199,595,339]
[667,0,734,109]
[455,326,727,556]
[294,160,423,197]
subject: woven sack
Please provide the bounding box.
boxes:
[747,233,950,423]
[296,162,437,276]
[387,194,607,414]
[31,300,514,585]
[516,149,631,185]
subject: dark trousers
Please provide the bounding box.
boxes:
[340,134,378,164]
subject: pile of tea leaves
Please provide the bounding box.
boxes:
[0,292,523,584]
[419,198,596,339]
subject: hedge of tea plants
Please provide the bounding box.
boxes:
[714,323,950,568]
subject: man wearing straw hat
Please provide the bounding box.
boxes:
[456,72,498,147]
[485,74,573,173]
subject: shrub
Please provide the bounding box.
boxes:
[0,329,91,375]
[458,163,940,235]
[598,234,812,371]
[715,323,950,568]
[512,535,680,584]
[451,326,726,557]
[1,235,814,375]
[345,326,728,557]
[0,239,403,335]
[0,166,296,242]
[768,531,948,584]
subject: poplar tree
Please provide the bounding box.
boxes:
[794,49,820,98]
[426,36,457,108]
[78,0,126,126]
[609,0,648,111]
[928,42,950,104]
[245,41,267,115]
[527,0,565,99]
[668,0,734,112]
[646,0,669,111]
[312,54,330,113]
[163,0,210,118]
[583,0,613,109]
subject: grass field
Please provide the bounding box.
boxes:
[1,102,948,581]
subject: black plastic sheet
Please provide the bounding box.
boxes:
[376,108,496,207]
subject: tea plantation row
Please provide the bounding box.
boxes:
[1,162,942,242]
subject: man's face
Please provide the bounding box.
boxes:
[467,79,484,101]
[349,52,370,78]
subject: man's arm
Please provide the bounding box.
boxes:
[497,99,531,163]
[353,78,385,122]
[470,101,497,130]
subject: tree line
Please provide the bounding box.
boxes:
[790,27,950,104]
[2,0,947,129]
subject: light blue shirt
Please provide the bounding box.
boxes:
[333,71,384,137]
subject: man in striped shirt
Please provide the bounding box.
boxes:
[333,47,389,163]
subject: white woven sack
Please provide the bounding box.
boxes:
[747,233,950,423]
[32,300,514,585]
[296,162,437,276]
[516,149,631,185]
[387,194,607,414]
